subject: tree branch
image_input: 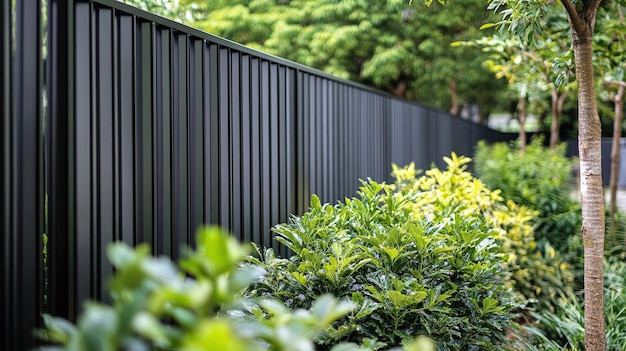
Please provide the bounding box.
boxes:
[558,91,571,107]
[617,84,625,101]
[561,0,586,35]
[520,51,550,83]
[520,50,541,64]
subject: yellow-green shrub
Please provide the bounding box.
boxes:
[392,153,575,311]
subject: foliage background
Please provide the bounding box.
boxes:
[121,0,510,120]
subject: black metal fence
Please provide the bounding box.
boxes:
[2,0,514,348]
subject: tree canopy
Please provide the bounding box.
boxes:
[459,10,576,147]
[129,0,510,120]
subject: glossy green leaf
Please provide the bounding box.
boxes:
[311,194,321,210]
[77,304,118,351]
[40,314,76,344]
[132,312,170,346]
[311,294,356,326]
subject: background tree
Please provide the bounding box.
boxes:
[462,35,543,150]
[175,0,510,121]
[522,16,576,149]
[120,0,190,20]
[457,11,576,149]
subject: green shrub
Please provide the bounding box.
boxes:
[473,138,626,294]
[474,138,581,248]
[391,154,575,312]
[246,155,520,350]
[38,227,355,351]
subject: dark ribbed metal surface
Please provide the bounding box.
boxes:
[1,2,9,348]
[1,0,45,349]
[2,0,516,348]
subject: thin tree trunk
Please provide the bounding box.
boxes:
[610,84,625,230]
[476,109,485,124]
[519,94,527,152]
[571,19,606,351]
[550,89,561,148]
[393,81,407,99]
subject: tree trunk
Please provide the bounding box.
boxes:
[393,81,407,99]
[571,19,606,351]
[550,89,561,148]
[449,79,460,115]
[519,94,527,152]
[476,108,485,124]
[610,84,625,230]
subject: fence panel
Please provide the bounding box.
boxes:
[3,0,518,348]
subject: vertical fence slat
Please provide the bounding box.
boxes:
[0,0,10,344]
[207,43,220,226]
[339,84,347,195]
[323,80,330,201]
[298,71,309,214]
[277,65,288,257]
[1,1,10,348]
[241,55,252,243]
[218,46,231,232]
[202,41,211,226]
[250,57,262,246]
[180,33,190,247]
[278,66,287,225]
[0,1,9,342]
[74,0,94,308]
[269,63,279,251]
[154,26,173,257]
[260,60,272,249]
[310,73,316,203]
[118,13,136,247]
[95,5,116,301]
[135,20,154,248]
[172,32,190,256]
[2,0,44,348]
[190,39,204,239]
[285,68,296,228]
[231,51,242,238]
[48,0,77,328]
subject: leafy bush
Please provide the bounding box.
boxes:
[391,154,575,312]
[474,138,626,292]
[474,138,580,248]
[38,227,355,351]
[246,155,520,350]
[511,256,626,351]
